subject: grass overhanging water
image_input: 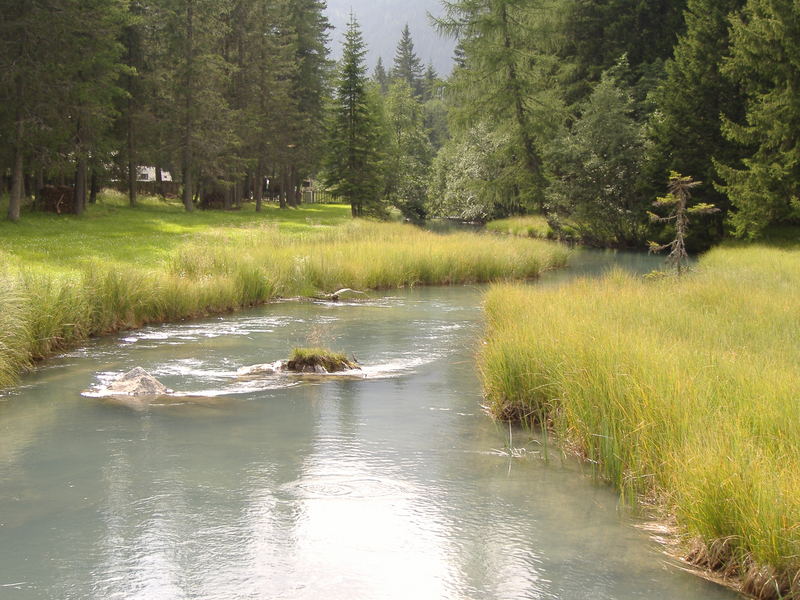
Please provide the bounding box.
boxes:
[0,192,570,389]
[479,245,800,599]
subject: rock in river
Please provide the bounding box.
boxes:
[106,367,170,396]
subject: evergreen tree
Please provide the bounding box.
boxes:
[436,0,566,211]
[230,0,297,211]
[383,80,432,221]
[286,0,331,207]
[160,0,238,211]
[422,63,440,102]
[716,0,800,238]
[562,0,688,104]
[324,14,385,217]
[546,67,646,244]
[647,0,746,237]
[391,24,424,97]
[0,1,57,221]
[51,0,129,215]
[373,57,389,94]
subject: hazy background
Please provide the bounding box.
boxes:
[325,0,456,76]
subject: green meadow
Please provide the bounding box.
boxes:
[480,244,800,599]
[0,191,569,388]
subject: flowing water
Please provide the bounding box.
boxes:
[0,250,740,600]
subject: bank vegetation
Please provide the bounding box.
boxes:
[0,194,569,389]
[480,245,800,599]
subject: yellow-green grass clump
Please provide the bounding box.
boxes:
[0,192,569,388]
[486,215,553,239]
[288,348,357,372]
[480,245,800,599]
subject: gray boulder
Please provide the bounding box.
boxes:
[106,367,170,396]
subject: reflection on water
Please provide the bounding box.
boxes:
[0,251,741,599]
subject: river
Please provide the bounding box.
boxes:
[0,249,740,599]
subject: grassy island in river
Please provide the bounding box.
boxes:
[480,244,800,599]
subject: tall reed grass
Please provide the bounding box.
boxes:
[480,245,800,599]
[0,217,569,388]
[486,215,553,239]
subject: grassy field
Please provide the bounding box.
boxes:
[480,245,800,599]
[0,191,570,388]
[486,215,553,239]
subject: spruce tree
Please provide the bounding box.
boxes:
[384,80,432,221]
[422,63,440,102]
[160,0,238,212]
[562,0,688,103]
[286,0,331,207]
[436,0,565,211]
[0,1,55,221]
[648,0,746,236]
[716,0,800,238]
[546,67,646,245]
[324,14,385,217]
[373,57,389,94]
[391,24,424,97]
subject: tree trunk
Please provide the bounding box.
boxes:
[182,160,194,211]
[89,168,99,204]
[127,148,137,207]
[224,184,233,210]
[290,165,302,206]
[74,115,87,215]
[255,158,264,212]
[35,168,44,208]
[75,157,87,215]
[155,164,164,198]
[181,0,195,212]
[8,110,24,222]
[279,165,288,209]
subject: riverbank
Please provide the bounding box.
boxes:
[480,245,800,599]
[0,192,570,389]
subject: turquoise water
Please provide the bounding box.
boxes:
[0,251,740,599]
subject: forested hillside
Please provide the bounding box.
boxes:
[3,0,800,246]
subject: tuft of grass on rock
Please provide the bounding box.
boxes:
[288,348,357,372]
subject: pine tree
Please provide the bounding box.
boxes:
[546,67,646,244]
[383,80,432,221]
[649,173,718,274]
[0,1,55,221]
[324,14,385,217]
[160,0,238,211]
[53,0,129,215]
[391,24,424,97]
[716,0,800,238]
[228,0,297,211]
[562,0,688,104]
[422,63,440,102]
[647,0,746,236]
[286,0,331,207]
[373,57,389,94]
[436,0,565,211]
